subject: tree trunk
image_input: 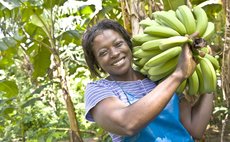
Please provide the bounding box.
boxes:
[53,51,83,142]
[48,8,83,140]
[221,0,230,141]
[222,0,230,105]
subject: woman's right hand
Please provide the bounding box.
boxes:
[174,43,197,81]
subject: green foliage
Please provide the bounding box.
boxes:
[190,0,207,5]
[0,0,119,141]
[57,30,82,45]
[162,0,185,11]
[32,46,51,79]
[0,80,18,98]
[199,2,223,20]
[0,46,17,69]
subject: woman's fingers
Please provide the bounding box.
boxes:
[176,43,197,79]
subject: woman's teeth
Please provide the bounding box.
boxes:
[113,58,125,66]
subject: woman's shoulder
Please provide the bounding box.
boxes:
[88,78,111,84]
[86,77,156,88]
[86,78,116,89]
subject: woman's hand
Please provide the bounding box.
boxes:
[174,43,197,80]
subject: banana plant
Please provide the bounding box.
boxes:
[0,0,84,141]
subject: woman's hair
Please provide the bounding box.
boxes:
[82,19,132,78]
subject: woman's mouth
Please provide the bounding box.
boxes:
[112,57,125,66]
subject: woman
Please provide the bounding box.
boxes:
[82,19,214,142]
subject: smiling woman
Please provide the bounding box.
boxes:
[82,19,133,79]
[81,19,214,142]
[92,29,133,80]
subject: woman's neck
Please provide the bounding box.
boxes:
[107,70,146,81]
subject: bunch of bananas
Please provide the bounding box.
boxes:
[132,5,219,95]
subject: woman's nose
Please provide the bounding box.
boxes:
[110,47,119,58]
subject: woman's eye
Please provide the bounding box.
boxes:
[115,41,123,47]
[98,50,107,57]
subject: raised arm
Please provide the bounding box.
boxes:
[179,93,214,139]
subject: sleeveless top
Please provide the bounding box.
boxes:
[84,78,194,142]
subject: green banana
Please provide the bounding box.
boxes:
[132,34,161,46]
[202,22,215,41]
[144,24,180,37]
[188,70,199,95]
[153,11,187,35]
[132,46,141,53]
[176,79,187,94]
[139,18,159,28]
[177,5,196,35]
[140,67,148,75]
[148,55,178,76]
[199,57,217,93]
[141,39,164,50]
[204,53,220,70]
[133,58,142,67]
[193,6,208,37]
[195,64,205,94]
[175,9,184,24]
[167,10,176,17]
[133,48,162,58]
[133,65,142,72]
[149,66,175,82]
[159,36,189,51]
[137,57,152,67]
[145,46,182,67]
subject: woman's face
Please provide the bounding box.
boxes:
[92,29,133,77]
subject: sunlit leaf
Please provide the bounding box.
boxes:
[26,42,39,55]
[0,98,15,105]
[198,0,223,20]
[57,30,81,45]
[0,5,14,18]
[0,39,8,50]
[0,0,21,10]
[79,5,94,15]
[0,80,18,98]
[0,35,23,51]
[162,0,185,11]
[21,6,34,22]
[14,33,25,41]
[24,23,47,38]
[32,45,51,79]
[31,14,46,27]
[1,106,14,116]
[47,131,65,141]
[31,82,55,94]
[30,11,52,36]
[22,97,41,108]
[190,0,207,6]
[28,0,43,6]
[0,47,17,69]
[43,0,66,9]
[0,125,3,132]
[2,37,17,48]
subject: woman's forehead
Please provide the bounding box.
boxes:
[93,30,121,42]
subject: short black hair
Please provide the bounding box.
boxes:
[82,19,132,78]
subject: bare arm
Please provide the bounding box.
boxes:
[91,44,197,136]
[91,72,184,136]
[180,93,214,139]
